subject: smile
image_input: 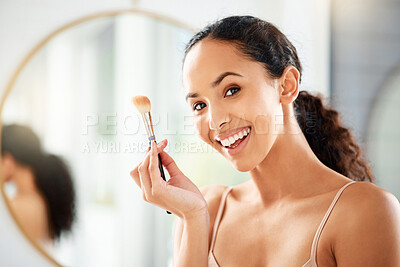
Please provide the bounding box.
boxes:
[215,127,251,148]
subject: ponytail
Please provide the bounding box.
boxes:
[35,154,76,240]
[294,91,375,182]
[2,124,76,241]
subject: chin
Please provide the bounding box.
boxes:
[235,165,251,172]
[230,159,255,173]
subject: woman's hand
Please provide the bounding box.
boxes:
[130,139,208,220]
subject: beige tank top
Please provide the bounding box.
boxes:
[208,181,357,267]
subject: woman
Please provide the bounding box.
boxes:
[1,124,75,249]
[130,16,400,266]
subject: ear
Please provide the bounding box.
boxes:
[1,153,17,181]
[278,65,300,105]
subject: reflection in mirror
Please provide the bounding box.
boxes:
[1,124,76,251]
[1,12,249,267]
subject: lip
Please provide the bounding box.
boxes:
[215,126,251,141]
[221,128,251,156]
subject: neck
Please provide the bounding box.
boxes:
[13,166,40,196]
[248,104,332,205]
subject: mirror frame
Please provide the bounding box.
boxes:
[0,8,195,266]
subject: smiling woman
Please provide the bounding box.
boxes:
[130,15,400,267]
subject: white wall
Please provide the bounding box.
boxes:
[0,0,330,266]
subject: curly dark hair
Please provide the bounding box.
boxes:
[1,124,76,240]
[184,15,374,182]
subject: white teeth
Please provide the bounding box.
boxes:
[223,139,231,147]
[218,127,251,147]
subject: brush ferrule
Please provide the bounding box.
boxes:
[141,112,155,140]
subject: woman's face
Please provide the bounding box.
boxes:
[183,39,284,172]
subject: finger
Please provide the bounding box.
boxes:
[156,139,168,153]
[138,150,152,199]
[130,149,151,187]
[159,149,182,177]
[146,139,167,153]
[130,166,141,187]
[129,140,167,187]
[149,141,163,193]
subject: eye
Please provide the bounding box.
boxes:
[193,102,206,111]
[225,87,240,97]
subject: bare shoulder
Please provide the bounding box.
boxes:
[11,194,47,217]
[199,185,229,247]
[333,181,400,265]
[200,184,229,220]
[10,195,49,240]
[336,181,400,225]
[339,181,400,213]
[200,184,228,203]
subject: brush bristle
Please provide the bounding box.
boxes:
[131,95,151,113]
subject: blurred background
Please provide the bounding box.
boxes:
[0,0,399,267]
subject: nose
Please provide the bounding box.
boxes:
[208,104,230,130]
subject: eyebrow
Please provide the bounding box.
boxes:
[185,72,243,101]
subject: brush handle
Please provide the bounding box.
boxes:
[150,140,171,215]
[158,153,172,215]
[157,154,167,182]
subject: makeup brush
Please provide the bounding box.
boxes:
[131,95,171,214]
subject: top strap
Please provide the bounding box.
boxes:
[309,181,357,264]
[209,186,234,252]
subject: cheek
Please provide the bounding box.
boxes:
[229,108,278,172]
[254,114,271,135]
[194,117,211,144]
[231,125,277,172]
[246,91,281,136]
[194,116,223,153]
[242,97,275,134]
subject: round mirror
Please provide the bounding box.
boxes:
[0,10,249,267]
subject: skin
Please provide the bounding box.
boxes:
[1,153,52,247]
[130,39,400,266]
